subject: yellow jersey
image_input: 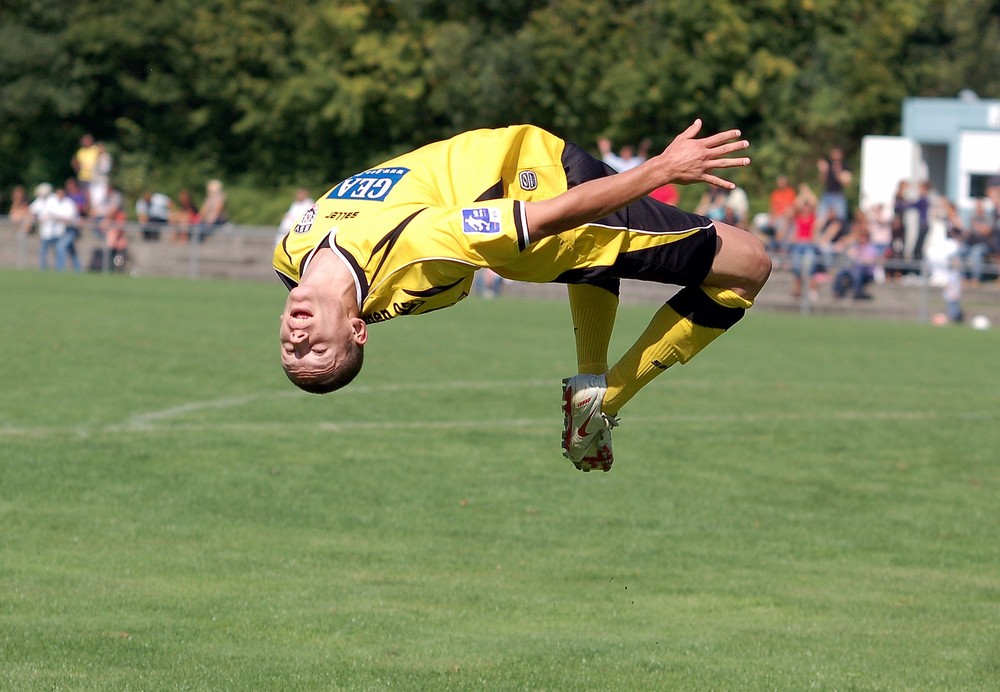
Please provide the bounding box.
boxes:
[273,125,713,325]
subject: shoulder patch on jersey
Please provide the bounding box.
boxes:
[292,204,317,233]
[519,170,538,191]
[462,207,502,235]
[327,167,409,202]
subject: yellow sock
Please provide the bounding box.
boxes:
[568,283,619,375]
[603,285,753,415]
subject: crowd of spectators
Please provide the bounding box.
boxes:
[6,134,1000,308]
[749,149,1000,318]
[3,134,232,272]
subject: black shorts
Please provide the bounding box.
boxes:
[554,141,718,295]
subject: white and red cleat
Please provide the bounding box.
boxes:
[561,374,619,472]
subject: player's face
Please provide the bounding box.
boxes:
[279,285,352,379]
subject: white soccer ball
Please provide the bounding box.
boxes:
[970,315,991,331]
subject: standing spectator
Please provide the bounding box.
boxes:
[136,190,173,241]
[965,198,997,285]
[84,142,113,223]
[278,187,315,238]
[170,188,200,243]
[790,184,821,301]
[29,184,55,265]
[907,180,933,263]
[936,224,966,324]
[61,178,88,272]
[597,137,651,173]
[195,179,227,242]
[987,170,1000,239]
[32,184,78,271]
[888,179,911,280]
[71,134,100,191]
[7,185,33,234]
[816,147,852,228]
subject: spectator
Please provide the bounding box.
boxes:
[865,202,893,255]
[725,184,750,229]
[964,198,997,285]
[760,174,797,251]
[789,184,821,301]
[597,137,651,173]
[908,180,933,263]
[195,179,227,242]
[888,179,911,279]
[696,186,729,221]
[816,146,852,228]
[70,134,100,191]
[7,185,33,234]
[136,190,173,241]
[61,177,88,272]
[91,198,129,272]
[171,188,200,243]
[31,184,78,271]
[85,142,113,222]
[649,183,679,206]
[943,252,965,324]
[832,222,879,301]
[474,268,505,299]
[278,187,315,238]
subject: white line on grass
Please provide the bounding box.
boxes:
[0,407,992,438]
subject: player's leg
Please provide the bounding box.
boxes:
[562,282,619,471]
[568,282,618,375]
[602,222,770,416]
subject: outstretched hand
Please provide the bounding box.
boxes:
[654,119,750,190]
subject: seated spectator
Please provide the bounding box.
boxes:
[724,184,750,229]
[696,186,729,222]
[278,187,315,238]
[170,188,200,243]
[865,202,893,256]
[964,198,997,284]
[195,179,227,242]
[7,185,34,234]
[136,190,173,241]
[90,199,129,272]
[832,224,880,301]
[89,185,122,240]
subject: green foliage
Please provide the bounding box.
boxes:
[1,0,999,217]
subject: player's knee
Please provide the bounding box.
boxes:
[747,237,772,293]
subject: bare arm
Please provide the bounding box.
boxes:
[524,120,749,243]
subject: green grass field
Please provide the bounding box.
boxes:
[2,269,999,690]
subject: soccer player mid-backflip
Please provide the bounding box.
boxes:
[273,120,771,472]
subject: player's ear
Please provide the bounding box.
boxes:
[348,317,368,346]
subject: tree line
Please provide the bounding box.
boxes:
[2,0,998,219]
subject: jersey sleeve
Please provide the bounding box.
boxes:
[406,200,530,269]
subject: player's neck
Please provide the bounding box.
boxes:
[301,247,360,314]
